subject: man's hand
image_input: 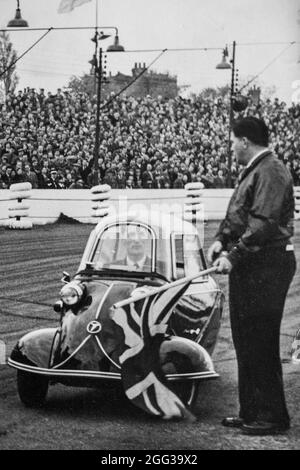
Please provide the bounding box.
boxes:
[207,240,223,264]
[213,256,233,274]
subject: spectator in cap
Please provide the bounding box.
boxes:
[47,169,60,189]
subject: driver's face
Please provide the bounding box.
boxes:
[127,228,147,259]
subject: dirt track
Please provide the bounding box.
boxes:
[0,221,299,450]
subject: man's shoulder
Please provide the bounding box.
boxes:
[258,153,292,180]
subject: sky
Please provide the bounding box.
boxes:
[0,0,299,103]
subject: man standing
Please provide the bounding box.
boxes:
[208,117,296,436]
[142,163,154,189]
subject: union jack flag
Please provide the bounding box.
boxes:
[111,280,195,420]
[58,0,91,13]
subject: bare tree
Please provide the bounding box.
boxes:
[0,31,19,97]
[68,73,95,98]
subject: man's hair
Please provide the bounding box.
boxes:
[232,117,269,147]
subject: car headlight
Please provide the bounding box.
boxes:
[60,282,84,306]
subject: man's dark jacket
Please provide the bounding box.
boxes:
[216,150,294,266]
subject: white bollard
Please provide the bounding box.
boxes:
[184,182,205,246]
[291,327,300,364]
[7,182,33,229]
[294,187,300,221]
[90,184,111,219]
[183,182,205,223]
[0,339,5,365]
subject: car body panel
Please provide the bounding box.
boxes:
[9,210,224,387]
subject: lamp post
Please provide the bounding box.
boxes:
[228,40,236,188]
[91,28,125,184]
[216,41,248,187]
[7,0,28,28]
[216,41,236,187]
[94,46,104,181]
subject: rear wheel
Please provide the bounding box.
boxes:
[17,370,49,407]
[169,380,199,409]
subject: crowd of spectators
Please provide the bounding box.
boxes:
[0,87,300,190]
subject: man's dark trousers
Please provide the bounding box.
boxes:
[229,248,296,426]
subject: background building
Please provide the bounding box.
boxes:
[103,62,178,99]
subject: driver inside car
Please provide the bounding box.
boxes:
[107,226,152,271]
[124,227,151,270]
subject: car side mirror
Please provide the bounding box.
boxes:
[85,262,95,270]
[53,300,64,314]
[61,271,71,284]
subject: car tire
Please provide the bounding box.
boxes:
[169,380,199,410]
[17,370,49,407]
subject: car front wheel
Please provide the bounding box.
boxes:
[17,370,49,407]
[169,380,199,409]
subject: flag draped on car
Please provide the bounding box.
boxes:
[111,279,196,421]
[57,0,92,13]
